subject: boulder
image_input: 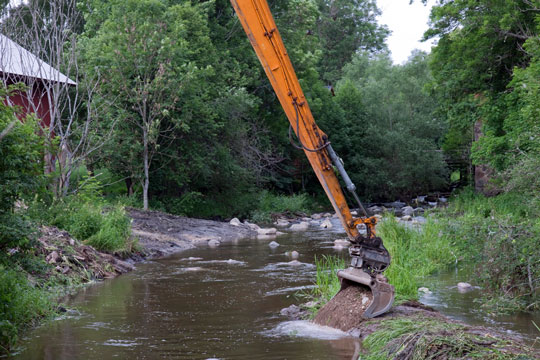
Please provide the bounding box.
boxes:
[275,219,290,227]
[412,216,427,225]
[287,260,302,266]
[244,221,260,231]
[208,239,220,247]
[323,212,333,218]
[289,222,309,231]
[257,234,276,240]
[290,250,299,259]
[301,217,311,221]
[229,217,242,226]
[350,210,358,216]
[368,205,383,214]
[269,241,280,248]
[418,287,431,294]
[320,219,333,229]
[311,213,323,220]
[457,282,473,292]
[413,207,425,214]
[257,227,277,235]
[401,215,412,221]
[402,206,414,216]
[440,197,448,203]
[428,201,437,207]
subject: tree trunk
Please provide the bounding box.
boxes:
[126,177,133,196]
[143,127,149,211]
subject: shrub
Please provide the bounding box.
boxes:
[87,206,132,252]
[250,191,312,223]
[0,265,53,354]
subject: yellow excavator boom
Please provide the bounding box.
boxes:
[230,0,394,317]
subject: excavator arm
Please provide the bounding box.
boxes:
[230,0,394,317]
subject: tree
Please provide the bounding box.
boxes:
[81,0,219,210]
[424,0,538,180]
[333,51,447,200]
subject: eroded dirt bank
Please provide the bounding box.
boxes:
[37,208,257,287]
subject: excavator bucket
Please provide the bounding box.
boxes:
[337,267,395,318]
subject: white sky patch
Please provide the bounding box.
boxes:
[376,0,437,64]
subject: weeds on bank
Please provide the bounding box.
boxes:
[0,265,55,354]
[298,255,345,315]
[378,217,458,301]
[361,316,533,360]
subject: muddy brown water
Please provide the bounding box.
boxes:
[12,218,540,359]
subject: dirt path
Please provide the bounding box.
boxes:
[128,208,256,258]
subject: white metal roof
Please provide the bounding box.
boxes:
[0,34,76,85]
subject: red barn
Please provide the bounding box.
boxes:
[0,34,76,129]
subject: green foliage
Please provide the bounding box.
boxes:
[378,216,458,301]
[0,84,44,215]
[87,206,132,252]
[434,189,540,312]
[302,255,345,315]
[0,265,53,354]
[31,195,133,253]
[250,191,312,223]
[333,51,448,200]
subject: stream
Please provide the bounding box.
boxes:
[12,217,539,359]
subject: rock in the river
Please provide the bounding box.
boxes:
[322,212,332,218]
[287,260,302,266]
[257,227,277,235]
[229,217,242,226]
[300,217,311,221]
[244,220,260,231]
[285,250,300,259]
[428,201,437,207]
[320,219,333,229]
[440,197,448,203]
[414,207,425,214]
[418,287,432,294]
[275,219,290,227]
[402,206,414,216]
[311,213,323,220]
[289,222,309,231]
[208,239,221,247]
[280,304,307,320]
[457,282,473,292]
[269,241,280,248]
[334,239,349,247]
[368,205,383,214]
[401,215,412,221]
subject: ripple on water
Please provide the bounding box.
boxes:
[265,285,317,296]
[102,339,140,347]
[263,320,349,340]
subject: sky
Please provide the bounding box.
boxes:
[376,0,437,64]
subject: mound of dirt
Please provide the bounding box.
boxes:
[313,285,373,331]
[36,226,134,280]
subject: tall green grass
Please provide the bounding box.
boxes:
[378,216,458,301]
[0,265,54,354]
[301,255,345,315]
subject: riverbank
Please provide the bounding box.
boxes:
[0,208,258,355]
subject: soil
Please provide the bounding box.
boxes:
[36,226,135,281]
[128,208,256,258]
[313,285,373,331]
[34,208,257,287]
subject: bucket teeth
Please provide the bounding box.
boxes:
[337,268,395,318]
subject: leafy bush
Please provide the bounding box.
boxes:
[0,265,53,354]
[31,196,133,253]
[250,191,312,223]
[87,206,132,252]
[435,190,540,312]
